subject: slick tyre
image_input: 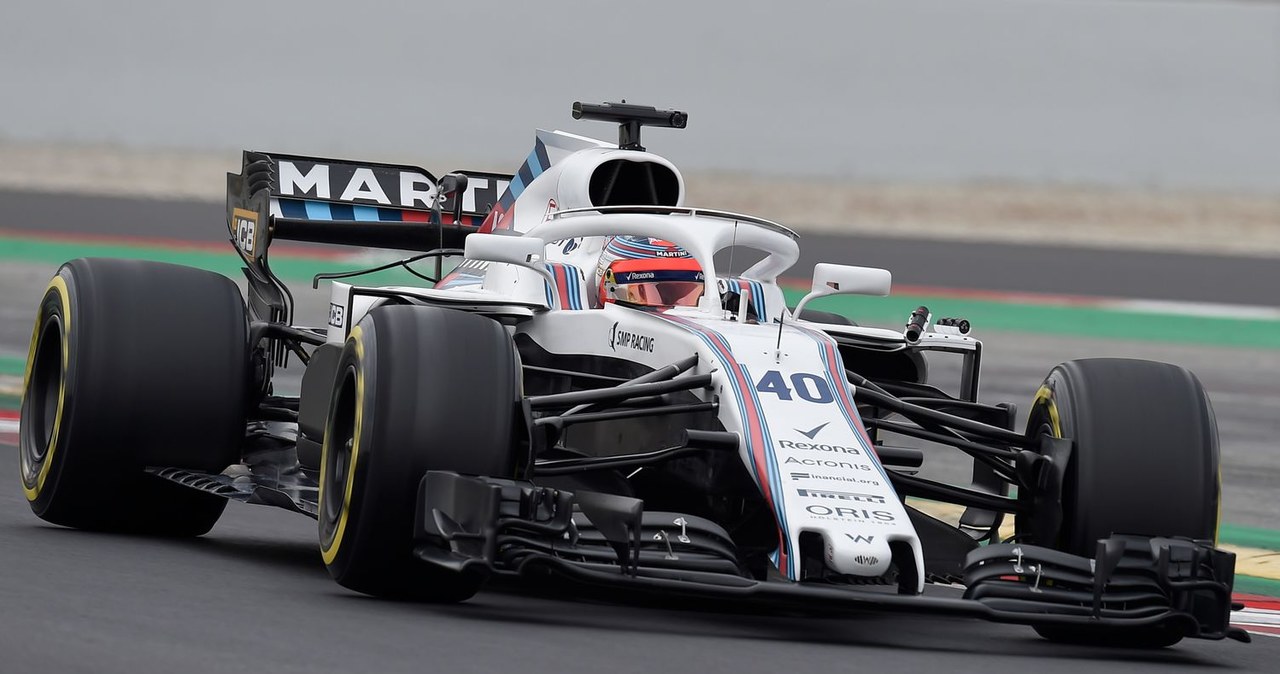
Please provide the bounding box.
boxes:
[1023,358,1219,647]
[318,306,521,601]
[20,258,249,536]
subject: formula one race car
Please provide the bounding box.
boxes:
[18,102,1246,647]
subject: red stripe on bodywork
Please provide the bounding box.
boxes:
[655,315,789,574]
[554,265,574,309]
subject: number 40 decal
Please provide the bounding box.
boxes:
[754,370,834,404]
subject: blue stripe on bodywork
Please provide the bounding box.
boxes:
[739,363,791,578]
[793,324,893,486]
[329,204,355,221]
[749,280,768,322]
[655,314,795,579]
[567,266,583,309]
[543,267,555,307]
[278,198,307,218]
[303,200,332,221]
[544,263,586,310]
[352,205,380,222]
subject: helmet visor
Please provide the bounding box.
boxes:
[603,258,705,309]
[608,280,705,308]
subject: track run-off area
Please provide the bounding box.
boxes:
[1,191,1279,670]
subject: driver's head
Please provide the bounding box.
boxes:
[596,236,705,309]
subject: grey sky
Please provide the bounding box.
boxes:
[2,0,1277,191]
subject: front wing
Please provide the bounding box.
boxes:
[145,433,1249,644]
[416,471,1249,643]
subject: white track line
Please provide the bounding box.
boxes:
[1101,299,1280,321]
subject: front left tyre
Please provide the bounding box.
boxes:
[318,305,523,601]
[20,258,250,536]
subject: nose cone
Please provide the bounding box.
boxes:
[824,531,894,578]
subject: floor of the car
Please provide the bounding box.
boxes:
[146,433,319,518]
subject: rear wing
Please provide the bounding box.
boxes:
[225,151,511,350]
[226,150,511,262]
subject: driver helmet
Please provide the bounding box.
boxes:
[595,236,705,309]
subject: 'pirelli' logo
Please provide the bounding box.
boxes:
[795,488,885,504]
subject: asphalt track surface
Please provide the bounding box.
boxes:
[1,191,1278,671]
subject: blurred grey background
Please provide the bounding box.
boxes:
[1,0,1277,191]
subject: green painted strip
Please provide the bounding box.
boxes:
[1235,575,1280,598]
[0,357,23,377]
[782,289,1280,350]
[5,234,1279,348]
[0,236,422,287]
[1222,524,1280,553]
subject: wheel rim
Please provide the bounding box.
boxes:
[21,317,64,489]
[319,365,358,553]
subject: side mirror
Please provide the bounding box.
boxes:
[792,263,891,318]
[464,233,547,266]
[463,233,559,307]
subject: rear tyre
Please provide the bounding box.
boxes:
[318,305,521,601]
[20,258,249,536]
[1022,358,1219,647]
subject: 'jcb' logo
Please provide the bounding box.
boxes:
[231,208,258,257]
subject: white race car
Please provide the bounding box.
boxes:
[19,102,1246,647]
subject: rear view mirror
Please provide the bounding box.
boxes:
[792,263,891,318]
[463,233,561,308]
[464,233,548,267]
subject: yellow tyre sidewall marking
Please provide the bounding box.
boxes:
[1024,384,1061,539]
[22,276,71,502]
[1031,385,1061,438]
[320,325,365,566]
[1215,469,1222,545]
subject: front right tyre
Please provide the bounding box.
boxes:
[1022,357,1220,647]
